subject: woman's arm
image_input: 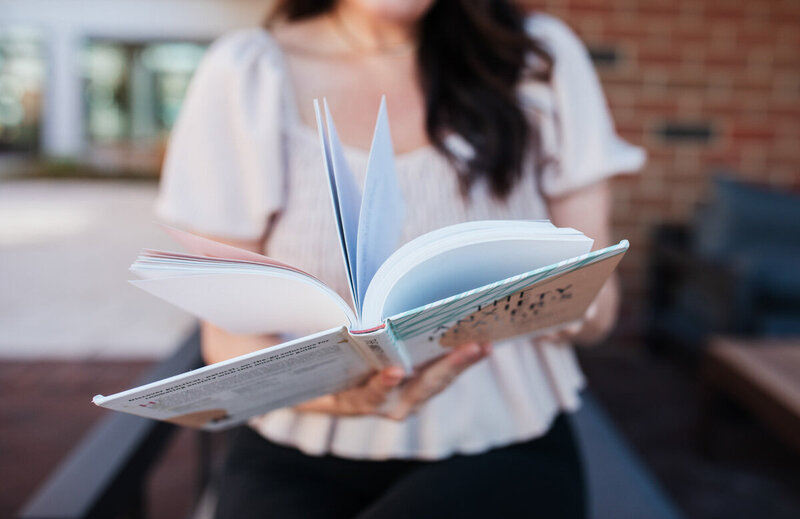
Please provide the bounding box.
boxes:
[201,322,284,365]
[545,179,621,347]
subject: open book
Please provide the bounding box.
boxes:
[93,98,628,430]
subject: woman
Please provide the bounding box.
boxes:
[156,0,645,517]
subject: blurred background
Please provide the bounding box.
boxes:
[1,0,798,518]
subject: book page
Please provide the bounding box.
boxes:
[133,250,314,279]
[131,272,355,336]
[93,327,371,430]
[356,97,405,308]
[159,224,309,275]
[361,220,592,326]
[316,100,361,312]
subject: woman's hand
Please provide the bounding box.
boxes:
[294,342,492,421]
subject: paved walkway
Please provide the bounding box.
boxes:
[0,360,198,518]
[0,178,194,359]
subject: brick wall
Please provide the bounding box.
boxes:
[523,0,800,339]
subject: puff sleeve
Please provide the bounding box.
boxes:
[155,29,287,240]
[524,15,646,198]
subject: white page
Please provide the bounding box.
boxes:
[133,249,316,279]
[132,258,320,280]
[361,221,592,325]
[356,96,405,309]
[158,224,309,274]
[320,100,363,312]
[378,237,593,320]
[314,100,359,314]
[131,272,355,336]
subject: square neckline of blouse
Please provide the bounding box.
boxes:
[256,27,442,165]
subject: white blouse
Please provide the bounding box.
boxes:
[156,13,646,460]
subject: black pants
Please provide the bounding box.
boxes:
[215,414,585,519]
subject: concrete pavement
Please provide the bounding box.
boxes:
[0,178,194,359]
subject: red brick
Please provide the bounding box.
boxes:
[518,0,800,340]
[729,124,777,140]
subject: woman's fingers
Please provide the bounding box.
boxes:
[363,367,405,404]
[584,300,599,321]
[341,366,405,414]
[416,343,488,393]
[536,304,595,345]
[534,321,585,346]
[383,342,490,421]
[297,343,491,419]
[296,366,404,415]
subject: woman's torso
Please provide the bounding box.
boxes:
[247,27,588,460]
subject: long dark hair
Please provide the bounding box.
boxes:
[267,0,552,199]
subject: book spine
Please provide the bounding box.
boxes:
[349,325,411,372]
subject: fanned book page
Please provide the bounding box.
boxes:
[355,97,405,307]
[315,96,405,318]
[316,100,362,311]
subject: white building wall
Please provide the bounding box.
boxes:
[0,0,269,157]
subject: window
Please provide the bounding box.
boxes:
[0,27,45,153]
[82,40,208,144]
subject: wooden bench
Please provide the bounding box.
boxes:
[702,337,800,455]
